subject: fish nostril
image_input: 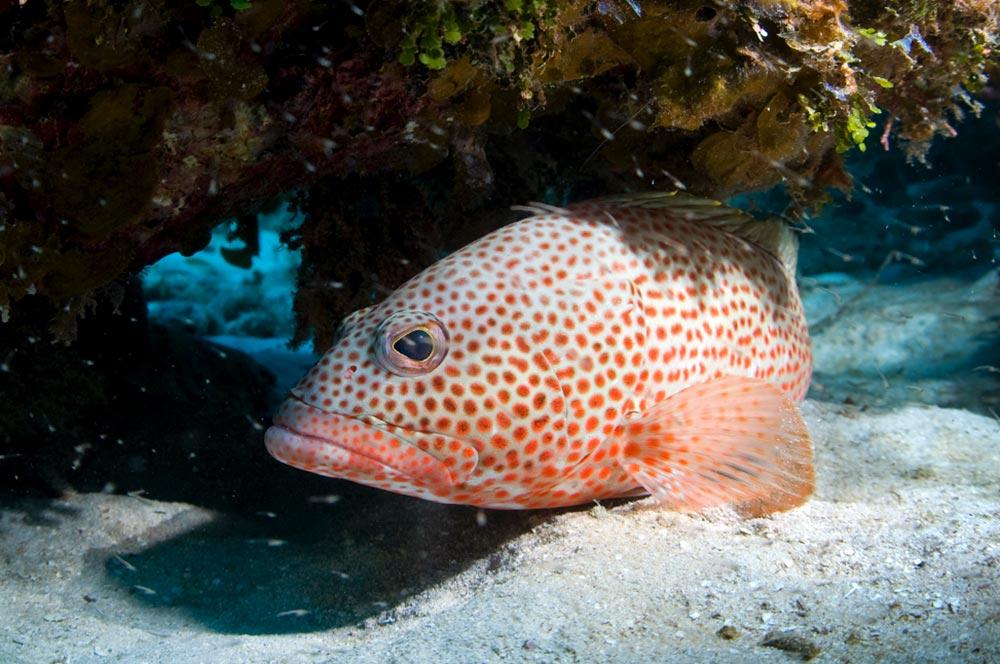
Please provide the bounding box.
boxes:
[342,365,357,380]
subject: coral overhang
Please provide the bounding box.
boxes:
[0,0,996,342]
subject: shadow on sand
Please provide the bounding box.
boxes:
[96,462,551,635]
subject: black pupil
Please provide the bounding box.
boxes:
[393,329,434,362]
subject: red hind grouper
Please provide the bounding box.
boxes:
[266,194,814,516]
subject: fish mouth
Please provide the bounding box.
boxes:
[264,394,471,490]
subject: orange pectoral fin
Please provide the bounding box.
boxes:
[615,376,814,517]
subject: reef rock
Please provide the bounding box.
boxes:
[0,0,996,341]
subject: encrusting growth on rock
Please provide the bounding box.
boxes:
[0,0,995,343]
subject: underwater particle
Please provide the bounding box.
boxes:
[761,631,821,660]
[112,555,137,572]
[307,494,341,504]
[246,538,288,547]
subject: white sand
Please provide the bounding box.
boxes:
[1,400,997,663]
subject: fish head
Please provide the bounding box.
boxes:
[264,271,578,505]
[265,212,646,507]
[265,300,480,501]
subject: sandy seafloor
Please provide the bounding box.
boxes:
[1,256,999,660]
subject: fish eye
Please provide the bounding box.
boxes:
[375,311,449,377]
[392,328,434,361]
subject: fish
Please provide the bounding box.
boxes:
[265,193,815,516]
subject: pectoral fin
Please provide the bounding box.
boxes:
[615,376,814,517]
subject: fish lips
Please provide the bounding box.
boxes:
[264,394,477,491]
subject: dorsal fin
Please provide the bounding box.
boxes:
[586,192,799,274]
